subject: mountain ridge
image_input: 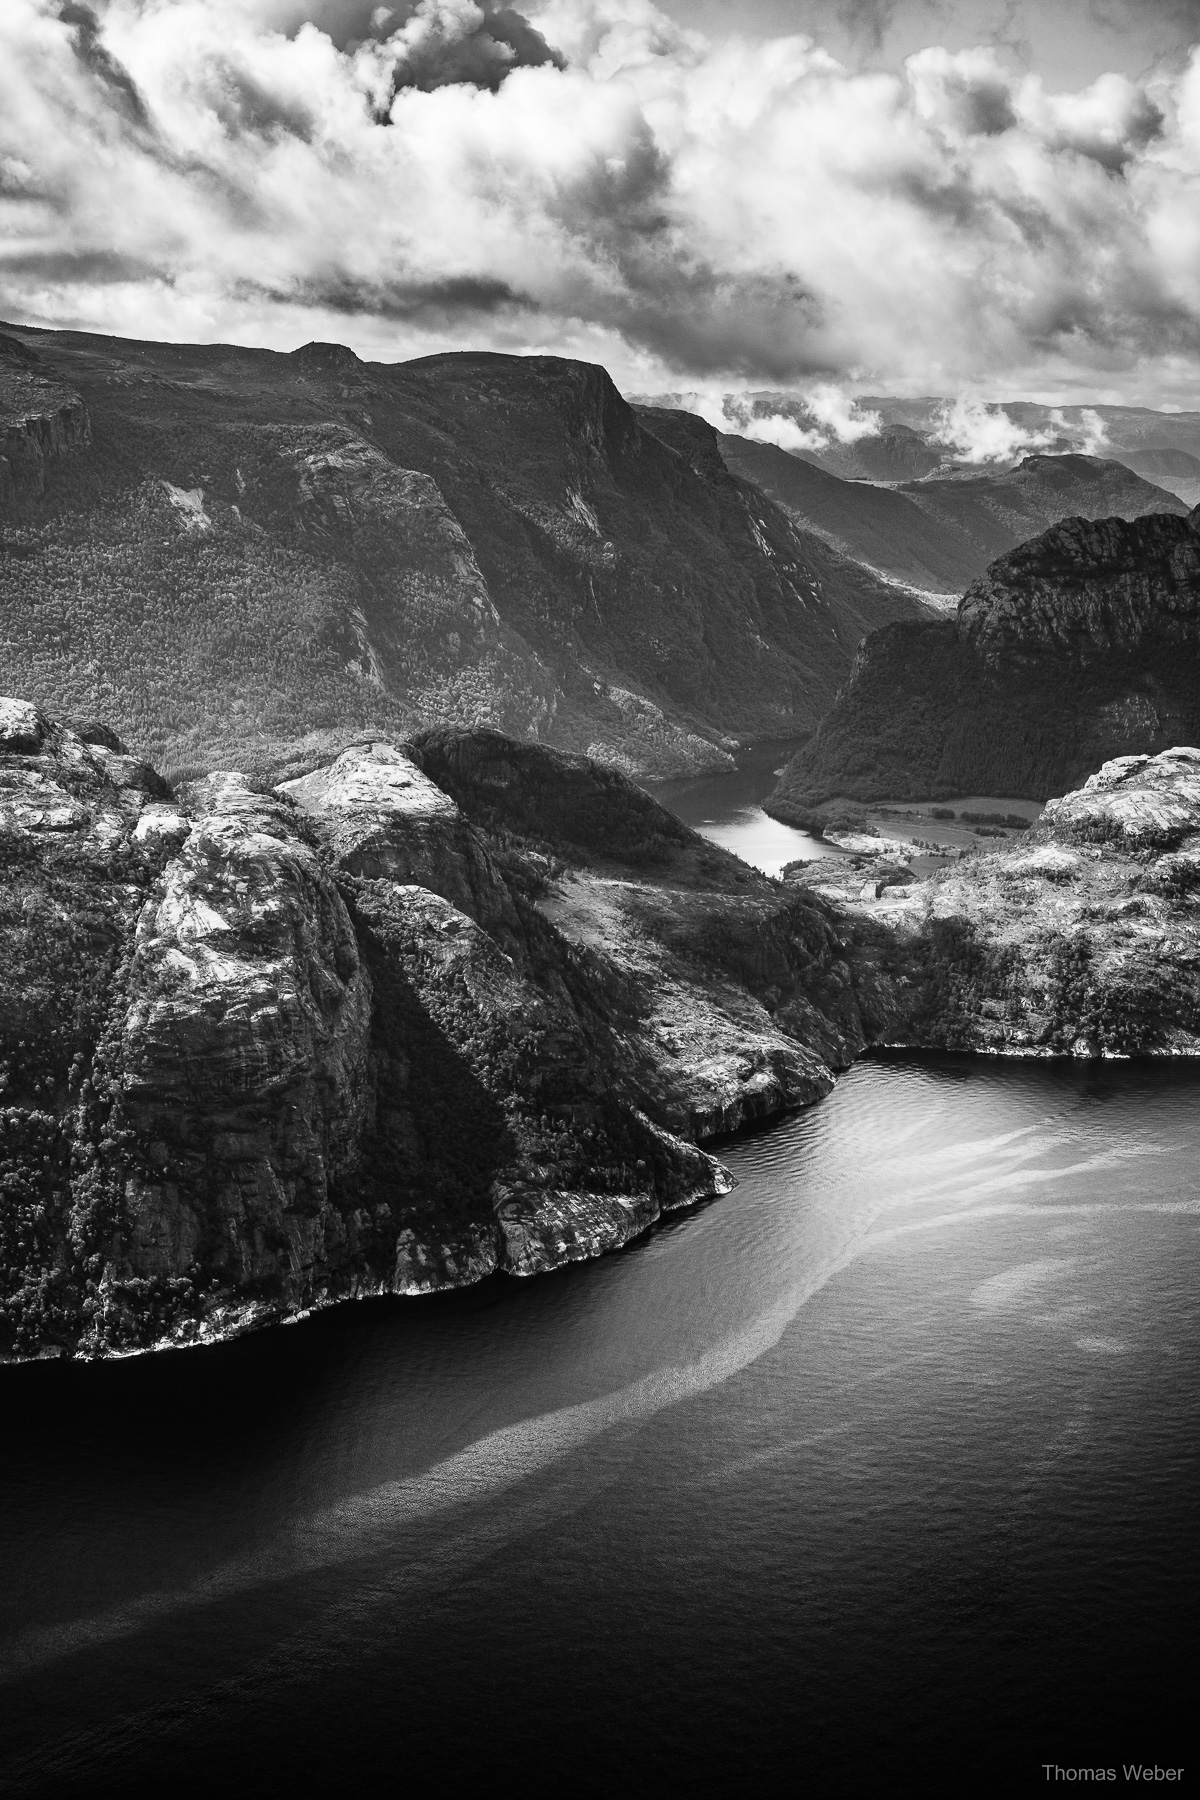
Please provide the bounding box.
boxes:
[716,430,1187,596]
[0,325,922,782]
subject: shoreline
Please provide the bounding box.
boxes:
[8,1038,1200,1368]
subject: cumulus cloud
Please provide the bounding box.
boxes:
[2,0,1200,400]
[657,386,882,449]
[928,396,1059,461]
[925,395,1113,461]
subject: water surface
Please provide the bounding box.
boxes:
[652,738,830,874]
[1,1056,1196,1793]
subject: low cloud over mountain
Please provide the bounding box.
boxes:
[4,0,1200,398]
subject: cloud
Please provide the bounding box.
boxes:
[660,386,883,448]
[362,1,566,97]
[57,0,154,126]
[1,0,1200,400]
[929,396,1059,461]
[927,395,1114,461]
[804,384,885,442]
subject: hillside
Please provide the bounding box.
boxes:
[767,509,1200,816]
[717,432,981,593]
[7,693,1200,1361]
[1109,445,1200,509]
[0,327,921,782]
[895,453,1187,566]
[719,434,1187,596]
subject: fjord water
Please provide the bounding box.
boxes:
[1,1057,1196,1792]
[652,737,831,874]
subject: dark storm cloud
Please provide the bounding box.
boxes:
[56,1,152,128]
[302,273,534,317]
[381,4,565,94]
[0,246,165,284]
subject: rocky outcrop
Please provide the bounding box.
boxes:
[8,695,1200,1363]
[769,509,1200,818]
[787,747,1200,1057]
[0,325,923,781]
[116,772,374,1302]
[0,705,871,1360]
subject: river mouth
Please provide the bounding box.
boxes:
[1,1053,1195,1790]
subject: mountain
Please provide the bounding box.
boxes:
[894,453,1188,567]
[859,395,1200,505]
[718,434,1188,596]
[767,508,1200,816]
[1108,445,1200,509]
[0,326,923,783]
[0,698,870,1359]
[789,422,943,483]
[715,432,980,594]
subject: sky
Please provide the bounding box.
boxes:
[4,0,1200,412]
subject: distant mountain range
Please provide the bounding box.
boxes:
[0,327,923,782]
[631,385,1199,601]
[859,396,1200,507]
[719,437,1189,597]
[749,391,1200,502]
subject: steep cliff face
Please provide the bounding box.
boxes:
[0,334,90,506]
[0,325,921,781]
[788,746,1200,1057]
[0,703,872,1359]
[115,773,374,1312]
[769,510,1200,817]
[957,512,1200,660]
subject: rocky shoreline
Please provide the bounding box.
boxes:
[3,693,1198,1363]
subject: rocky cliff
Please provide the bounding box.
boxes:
[769,509,1200,818]
[0,700,869,1360]
[0,324,921,782]
[787,746,1200,1057]
[7,691,1199,1363]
